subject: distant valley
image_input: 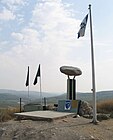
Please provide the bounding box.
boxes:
[0,89,113,108]
[0,89,60,108]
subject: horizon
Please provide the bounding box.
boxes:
[0,88,113,94]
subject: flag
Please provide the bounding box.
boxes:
[33,64,40,85]
[25,66,29,87]
[77,14,88,38]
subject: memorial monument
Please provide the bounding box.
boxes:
[60,66,82,100]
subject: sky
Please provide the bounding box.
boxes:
[0,0,113,94]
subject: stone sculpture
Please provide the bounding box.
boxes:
[60,66,82,78]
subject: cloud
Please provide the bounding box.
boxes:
[30,0,77,30]
[1,0,26,9]
[9,0,79,64]
[0,0,28,23]
[11,32,24,41]
[0,8,15,20]
[0,0,86,92]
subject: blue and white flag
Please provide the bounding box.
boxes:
[77,14,88,38]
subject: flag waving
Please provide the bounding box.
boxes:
[33,64,40,85]
[25,66,29,87]
[77,14,88,38]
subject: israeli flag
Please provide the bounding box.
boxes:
[77,14,88,38]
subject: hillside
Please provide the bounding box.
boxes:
[45,90,113,104]
[0,89,113,108]
[0,89,60,108]
[0,89,59,99]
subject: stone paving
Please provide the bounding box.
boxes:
[15,111,75,121]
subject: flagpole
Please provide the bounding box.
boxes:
[40,75,42,106]
[88,4,98,124]
[39,65,42,106]
[33,64,42,105]
[26,66,30,103]
[28,66,30,102]
[28,83,30,102]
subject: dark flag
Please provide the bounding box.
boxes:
[25,66,29,87]
[77,14,88,38]
[33,64,40,85]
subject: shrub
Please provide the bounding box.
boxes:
[0,107,20,122]
[97,99,113,114]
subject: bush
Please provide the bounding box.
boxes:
[0,107,20,122]
[97,99,113,114]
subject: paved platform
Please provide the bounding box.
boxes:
[15,111,75,121]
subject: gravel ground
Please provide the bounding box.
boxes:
[0,116,113,140]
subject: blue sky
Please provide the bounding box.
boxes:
[0,0,113,93]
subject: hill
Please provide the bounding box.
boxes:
[0,89,60,108]
[44,90,113,104]
[0,89,113,107]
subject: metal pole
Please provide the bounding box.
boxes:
[72,79,76,100]
[20,98,21,113]
[40,65,42,106]
[28,84,30,102]
[67,79,69,100]
[89,4,98,124]
[26,66,30,103]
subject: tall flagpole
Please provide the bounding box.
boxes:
[26,66,30,103]
[39,65,42,106]
[28,83,30,102]
[28,66,30,102]
[89,4,98,124]
[33,64,42,105]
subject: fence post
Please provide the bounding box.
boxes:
[20,98,21,113]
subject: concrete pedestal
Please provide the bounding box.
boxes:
[67,79,76,100]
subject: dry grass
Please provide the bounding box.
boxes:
[97,99,113,114]
[1,100,113,122]
[0,107,21,122]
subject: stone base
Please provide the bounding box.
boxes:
[23,104,43,112]
[57,100,80,114]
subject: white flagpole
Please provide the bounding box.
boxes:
[28,84,30,102]
[89,4,98,124]
[39,65,42,106]
[27,66,30,103]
